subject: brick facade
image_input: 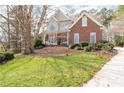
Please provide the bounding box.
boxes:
[69,15,102,45]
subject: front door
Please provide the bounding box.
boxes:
[48,35,57,45]
[74,33,79,44]
[90,32,96,43]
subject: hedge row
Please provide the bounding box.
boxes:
[69,40,114,52]
[0,52,14,64]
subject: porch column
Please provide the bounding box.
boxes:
[67,32,69,46]
[43,33,46,44]
[56,32,57,45]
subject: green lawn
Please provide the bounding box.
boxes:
[0,52,111,87]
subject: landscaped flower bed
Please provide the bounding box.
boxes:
[69,40,114,52]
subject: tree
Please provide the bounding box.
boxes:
[0,6,11,50]
[14,5,34,54]
[116,5,124,39]
[34,6,48,39]
[0,5,34,54]
[7,5,11,49]
[88,8,98,15]
[0,5,49,54]
[97,8,114,27]
[117,5,124,16]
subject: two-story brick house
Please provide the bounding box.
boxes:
[43,9,104,45]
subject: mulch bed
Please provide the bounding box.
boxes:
[93,49,118,58]
[33,46,81,57]
[15,46,118,58]
[34,46,117,57]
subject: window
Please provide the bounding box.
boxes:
[49,23,57,32]
[90,32,96,43]
[61,23,69,31]
[50,24,55,31]
[74,33,79,44]
[48,36,56,44]
[82,16,87,27]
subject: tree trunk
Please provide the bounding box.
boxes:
[7,5,11,49]
[20,5,34,55]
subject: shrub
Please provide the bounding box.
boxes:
[95,43,103,50]
[69,44,80,50]
[100,40,109,44]
[69,41,114,52]
[114,36,124,47]
[4,53,14,60]
[83,43,96,52]
[34,39,45,49]
[0,54,5,62]
[84,46,92,52]
[80,42,89,48]
[95,40,114,51]
[102,43,114,51]
[88,43,96,50]
[120,38,124,47]
[70,42,89,50]
[0,52,14,64]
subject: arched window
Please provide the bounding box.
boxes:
[50,24,56,31]
[82,16,87,27]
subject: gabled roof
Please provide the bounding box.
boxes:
[69,12,103,29]
[49,8,72,22]
[50,16,58,22]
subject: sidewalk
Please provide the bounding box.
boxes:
[84,47,124,87]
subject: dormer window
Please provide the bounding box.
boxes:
[82,16,87,27]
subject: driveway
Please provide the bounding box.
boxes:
[84,47,124,87]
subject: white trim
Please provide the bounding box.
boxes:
[57,8,71,21]
[82,16,87,27]
[43,34,46,44]
[47,35,57,45]
[69,12,103,29]
[50,8,71,22]
[67,32,69,45]
[74,33,79,44]
[90,32,96,43]
[49,16,58,22]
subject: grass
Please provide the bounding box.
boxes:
[0,52,111,87]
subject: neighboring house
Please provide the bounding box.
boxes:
[43,9,104,45]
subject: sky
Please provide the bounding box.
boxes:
[64,5,117,10]
[55,5,117,13]
[0,5,118,16]
[44,5,117,17]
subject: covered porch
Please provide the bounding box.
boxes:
[43,32,69,46]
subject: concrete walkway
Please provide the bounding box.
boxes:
[84,47,124,87]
